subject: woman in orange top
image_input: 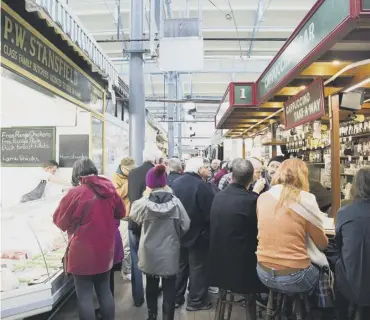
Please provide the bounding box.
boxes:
[256,159,328,294]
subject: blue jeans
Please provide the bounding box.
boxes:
[257,264,319,294]
[129,230,144,304]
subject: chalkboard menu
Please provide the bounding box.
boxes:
[59,135,89,168]
[1,127,56,166]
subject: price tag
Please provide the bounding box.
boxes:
[349,136,352,142]
[360,156,364,162]
[348,156,352,162]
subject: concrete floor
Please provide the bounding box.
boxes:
[51,274,248,320]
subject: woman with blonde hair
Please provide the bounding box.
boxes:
[256,159,328,294]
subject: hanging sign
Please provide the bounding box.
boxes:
[232,84,253,105]
[257,0,349,101]
[1,4,104,113]
[284,78,325,130]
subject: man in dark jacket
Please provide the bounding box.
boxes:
[171,157,214,311]
[167,158,182,187]
[127,145,162,307]
[208,159,266,298]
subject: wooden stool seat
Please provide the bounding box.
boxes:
[214,289,264,320]
[265,288,312,320]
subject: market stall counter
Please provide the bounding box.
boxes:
[1,195,73,320]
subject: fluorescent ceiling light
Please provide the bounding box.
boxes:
[332,60,341,66]
[344,78,370,93]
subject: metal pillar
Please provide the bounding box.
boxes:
[129,0,146,165]
[177,104,183,159]
[167,72,176,157]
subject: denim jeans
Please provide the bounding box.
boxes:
[129,230,144,305]
[257,264,319,294]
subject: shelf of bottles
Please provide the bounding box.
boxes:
[339,117,370,179]
[284,121,331,164]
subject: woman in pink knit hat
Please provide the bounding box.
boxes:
[129,164,190,320]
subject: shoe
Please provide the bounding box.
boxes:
[186,301,213,312]
[134,298,145,307]
[208,287,219,294]
[175,299,185,309]
[95,308,103,319]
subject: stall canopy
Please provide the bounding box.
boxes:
[216,0,370,137]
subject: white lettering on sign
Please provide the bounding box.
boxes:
[240,88,246,100]
[263,22,315,91]
[292,98,321,122]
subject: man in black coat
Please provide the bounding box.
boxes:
[127,145,162,307]
[171,157,214,311]
[167,158,182,187]
[208,158,266,297]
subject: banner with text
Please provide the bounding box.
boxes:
[284,78,325,130]
[1,5,104,113]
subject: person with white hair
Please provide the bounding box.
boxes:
[167,158,183,187]
[127,144,162,307]
[171,157,215,311]
[210,159,221,179]
[246,157,266,195]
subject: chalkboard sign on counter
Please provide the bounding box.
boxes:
[59,135,90,168]
[1,127,56,166]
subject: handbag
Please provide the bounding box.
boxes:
[315,265,335,309]
[62,193,97,275]
[20,181,47,203]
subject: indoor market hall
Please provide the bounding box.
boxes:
[1,0,370,320]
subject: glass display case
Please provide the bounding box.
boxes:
[1,195,74,319]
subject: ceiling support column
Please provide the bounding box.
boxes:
[129,0,146,164]
[167,72,176,158]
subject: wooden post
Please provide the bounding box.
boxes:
[329,95,341,221]
[271,123,277,158]
[242,138,246,159]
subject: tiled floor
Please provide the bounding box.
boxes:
[50,274,247,320]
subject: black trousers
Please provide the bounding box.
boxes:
[175,241,209,308]
[335,287,370,320]
[146,275,176,319]
[73,271,115,320]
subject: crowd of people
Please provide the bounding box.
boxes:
[52,147,370,320]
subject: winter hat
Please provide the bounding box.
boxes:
[268,156,285,166]
[146,164,167,189]
[121,157,136,171]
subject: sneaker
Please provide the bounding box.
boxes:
[208,287,219,294]
[186,301,213,312]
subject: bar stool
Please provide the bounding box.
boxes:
[214,289,264,320]
[265,288,312,320]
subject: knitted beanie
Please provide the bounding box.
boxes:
[146,164,167,189]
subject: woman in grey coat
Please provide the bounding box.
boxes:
[130,164,190,320]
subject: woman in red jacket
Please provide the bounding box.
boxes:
[53,158,125,320]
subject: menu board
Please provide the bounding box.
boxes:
[92,117,103,174]
[59,134,89,168]
[1,127,56,166]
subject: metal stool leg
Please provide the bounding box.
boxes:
[245,293,257,320]
[215,289,227,320]
[275,293,283,320]
[226,293,234,320]
[293,295,303,320]
[265,289,274,320]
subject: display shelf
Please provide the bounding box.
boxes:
[340,132,370,139]
[1,195,72,320]
[340,156,369,159]
[1,271,74,320]
[261,139,287,146]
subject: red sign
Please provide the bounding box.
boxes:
[284,78,325,130]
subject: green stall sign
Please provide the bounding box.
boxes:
[233,84,253,105]
[363,0,370,9]
[257,0,349,100]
